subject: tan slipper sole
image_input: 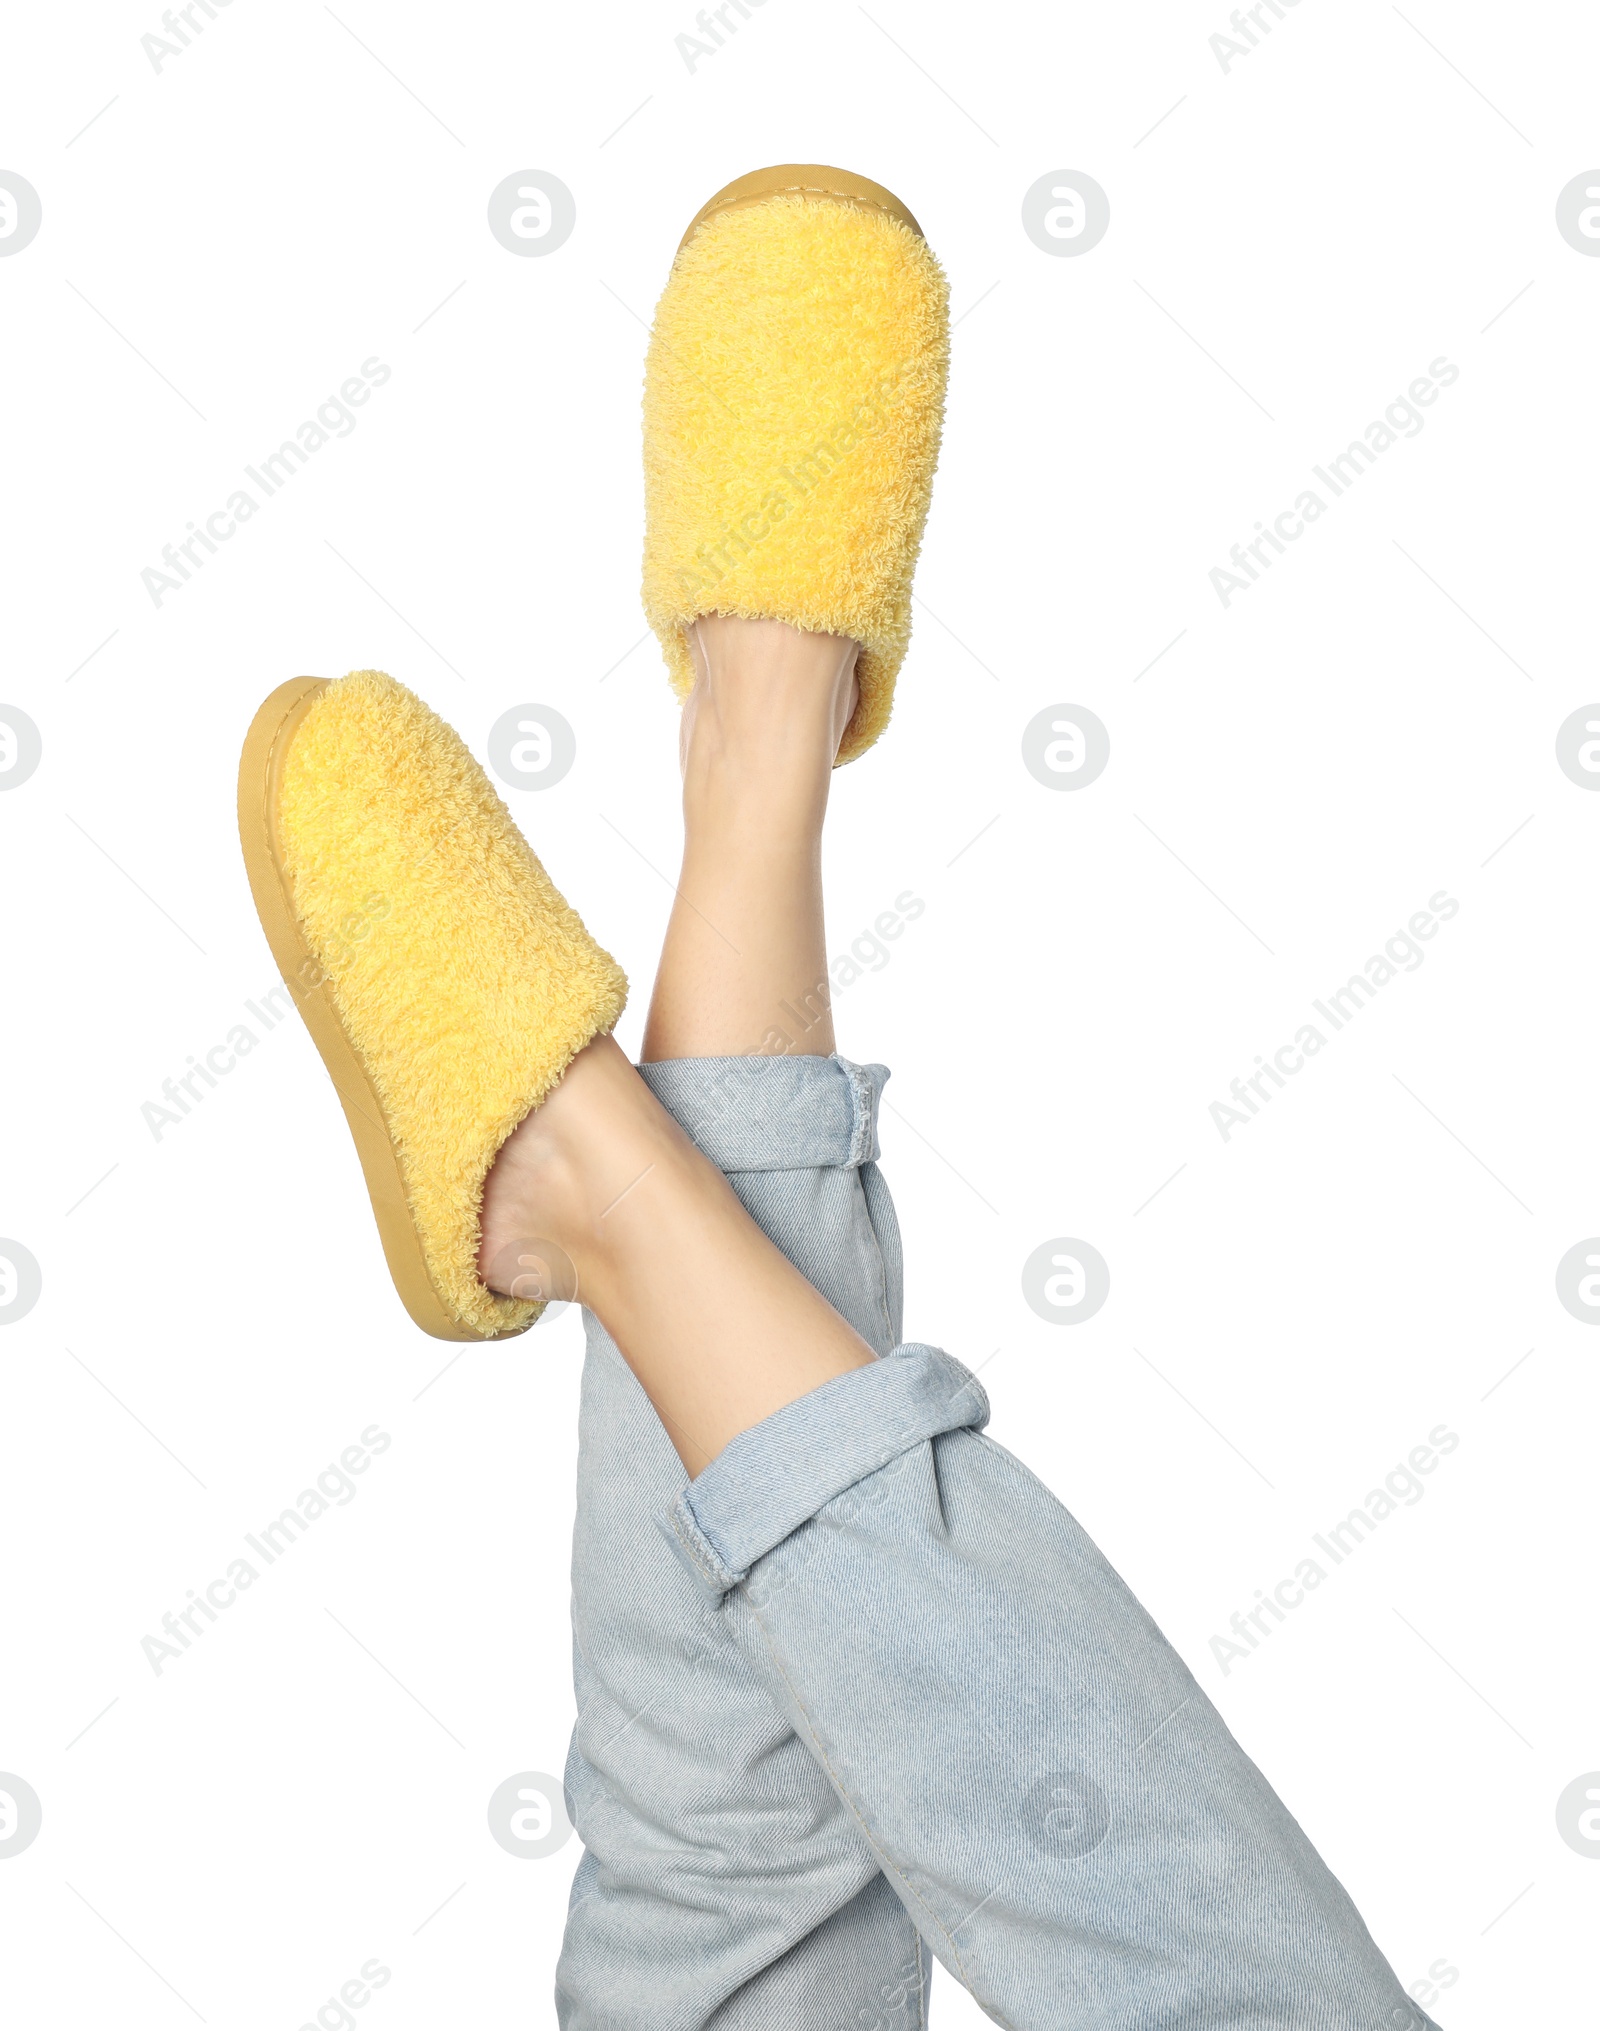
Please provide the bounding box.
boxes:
[677,162,925,252]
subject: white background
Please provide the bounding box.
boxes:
[2,0,1595,2023]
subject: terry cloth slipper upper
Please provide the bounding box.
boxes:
[642,163,950,765]
[237,670,627,1341]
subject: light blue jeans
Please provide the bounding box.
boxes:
[557,1055,1438,2031]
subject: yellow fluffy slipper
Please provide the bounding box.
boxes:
[643,163,950,765]
[238,671,627,1341]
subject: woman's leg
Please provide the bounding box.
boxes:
[640,613,858,1062]
[555,1051,925,2031]
[495,1052,1437,2028]
[482,626,1440,2029]
[668,1375,1440,2031]
[543,619,928,2030]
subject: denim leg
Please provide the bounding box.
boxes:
[666,1348,1445,2031]
[556,1055,928,2031]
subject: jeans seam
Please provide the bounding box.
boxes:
[860,1165,897,1351]
[668,1501,735,1593]
[742,1590,992,2011]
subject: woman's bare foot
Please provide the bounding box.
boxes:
[478,1034,873,1473]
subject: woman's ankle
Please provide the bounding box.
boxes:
[478,1036,682,1301]
[680,616,859,822]
[480,1039,877,1473]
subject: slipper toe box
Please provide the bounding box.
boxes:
[643,190,950,764]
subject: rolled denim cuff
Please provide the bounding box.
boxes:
[662,1344,989,1600]
[638,1053,886,1174]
